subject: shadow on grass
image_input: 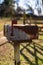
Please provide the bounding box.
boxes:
[20,41,43,65]
[0,39,43,65]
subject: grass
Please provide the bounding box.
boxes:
[0,18,11,31]
[0,23,4,31]
[39,36,43,39]
[0,18,43,65]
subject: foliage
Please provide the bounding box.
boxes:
[0,0,15,17]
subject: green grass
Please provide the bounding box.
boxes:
[39,35,43,39]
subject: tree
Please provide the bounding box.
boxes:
[0,0,15,17]
[25,1,34,24]
[3,0,13,16]
[35,0,41,15]
[42,0,43,4]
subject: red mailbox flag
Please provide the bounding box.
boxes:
[12,19,17,25]
[11,19,17,36]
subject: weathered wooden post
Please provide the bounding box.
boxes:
[14,42,20,65]
[23,10,26,24]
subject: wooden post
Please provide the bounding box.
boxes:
[29,15,32,25]
[23,10,26,24]
[14,42,20,65]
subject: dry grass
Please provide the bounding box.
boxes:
[0,41,43,65]
[0,18,11,31]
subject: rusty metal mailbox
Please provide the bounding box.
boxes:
[4,24,38,42]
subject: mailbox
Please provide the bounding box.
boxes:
[4,24,38,42]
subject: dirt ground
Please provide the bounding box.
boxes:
[0,31,3,38]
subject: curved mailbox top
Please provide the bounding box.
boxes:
[13,24,38,34]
